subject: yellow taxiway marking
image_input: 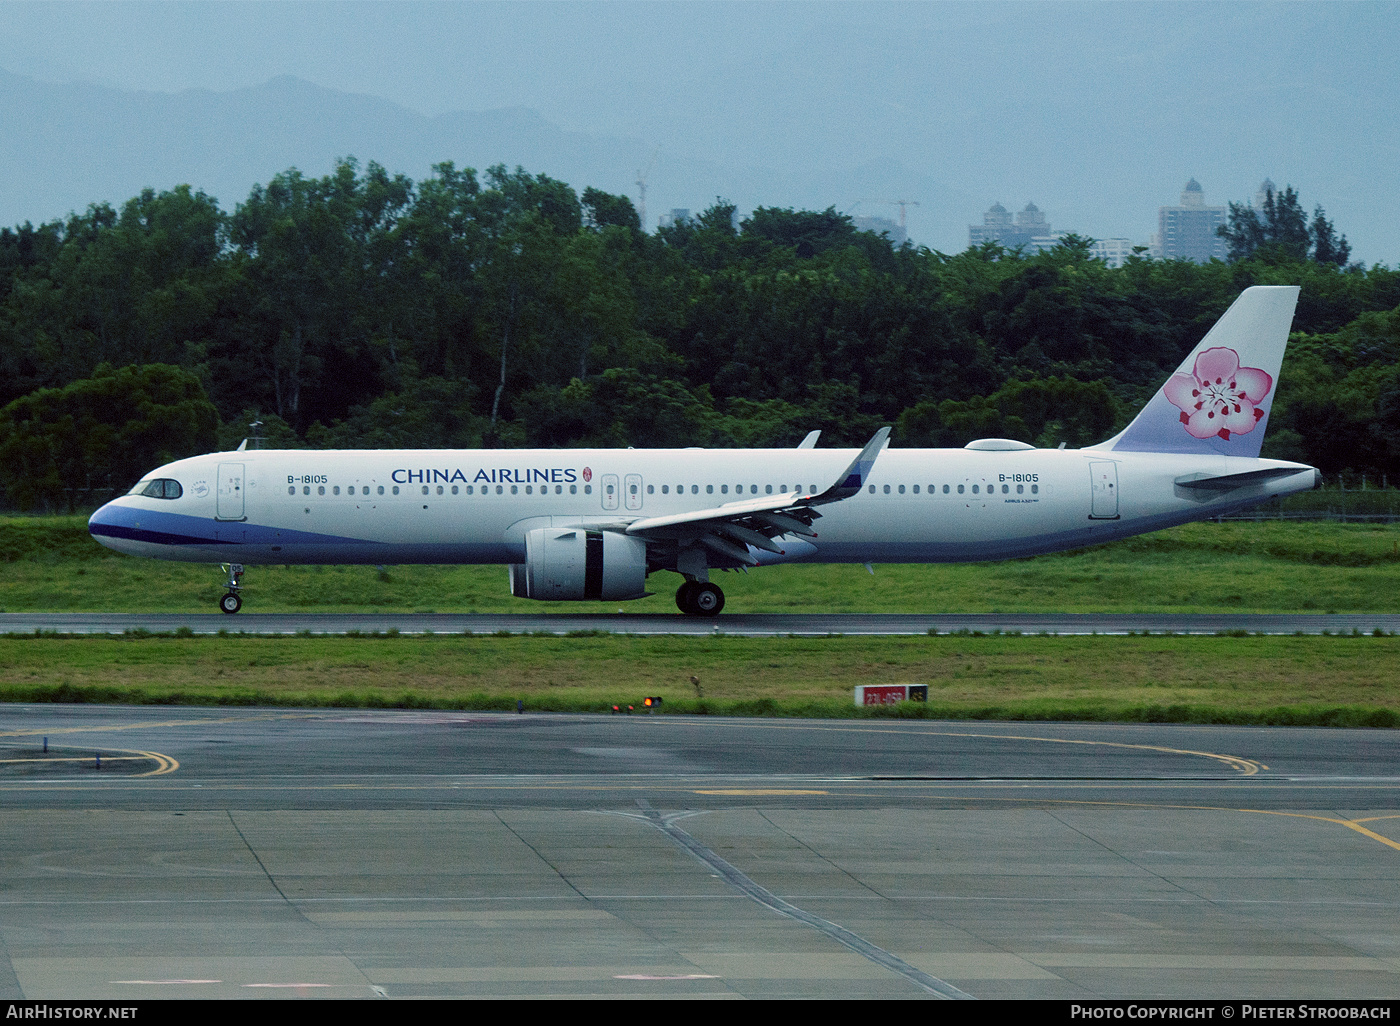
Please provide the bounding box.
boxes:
[0,756,148,763]
[0,712,315,740]
[646,718,1266,775]
[0,714,1263,774]
[0,744,178,777]
[692,789,828,796]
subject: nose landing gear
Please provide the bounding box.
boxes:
[676,580,724,616]
[219,563,244,614]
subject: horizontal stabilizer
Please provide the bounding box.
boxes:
[1175,467,1316,491]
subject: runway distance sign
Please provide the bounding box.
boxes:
[855,684,928,706]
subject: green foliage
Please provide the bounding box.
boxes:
[0,364,218,510]
[898,375,1123,447]
[0,160,1396,494]
[0,632,1398,729]
[1219,184,1351,266]
[5,515,1398,614]
[581,187,641,233]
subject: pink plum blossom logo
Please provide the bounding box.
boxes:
[1163,347,1273,441]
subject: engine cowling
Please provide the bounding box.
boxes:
[509,527,649,601]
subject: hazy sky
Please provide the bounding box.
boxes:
[2,1,1397,261]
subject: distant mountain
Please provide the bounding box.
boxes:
[0,69,644,219]
[0,69,974,249]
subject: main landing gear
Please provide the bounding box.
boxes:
[219,563,244,614]
[676,580,725,616]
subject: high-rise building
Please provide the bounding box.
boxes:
[852,215,907,246]
[1254,178,1276,211]
[1089,238,1137,269]
[656,208,691,229]
[1155,179,1227,263]
[969,202,1065,253]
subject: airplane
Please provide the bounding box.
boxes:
[89,285,1318,616]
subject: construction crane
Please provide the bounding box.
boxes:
[860,198,921,229]
[635,148,659,231]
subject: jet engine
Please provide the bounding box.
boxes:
[509,527,649,601]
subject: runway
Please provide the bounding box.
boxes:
[5,611,1400,636]
[1,705,1398,999]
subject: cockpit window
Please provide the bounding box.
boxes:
[132,478,182,499]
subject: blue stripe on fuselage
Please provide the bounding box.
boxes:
[88,503,380,549]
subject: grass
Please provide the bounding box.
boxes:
[0,632,1397,728]
[5,515,1399,728]
[3,515,1398,614]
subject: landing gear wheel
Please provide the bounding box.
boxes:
[219,591,242,614]
[676,581,700,614]
[691,583,724,616]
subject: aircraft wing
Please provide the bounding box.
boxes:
[623,427,889,564]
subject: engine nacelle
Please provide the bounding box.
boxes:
[509,528,649,601]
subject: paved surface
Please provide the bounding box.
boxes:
[1,706,1398,1000]
[5,611,1400,635]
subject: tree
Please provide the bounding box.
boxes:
[0,364,218,511]
[223,159,409,428]
[1218,185,1349,266]
[581,187,641,232]
[1309,206,1351,267]
[741,206,858,258]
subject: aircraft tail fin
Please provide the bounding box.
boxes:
[1103,285,1299,458]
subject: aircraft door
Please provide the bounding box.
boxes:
[601,473,620,511]
[217,463,246,520]
[1089,461,1119,519]
[624,473,643,511]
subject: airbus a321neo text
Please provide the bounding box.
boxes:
[90,286,1319,616]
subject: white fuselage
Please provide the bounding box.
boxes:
[88,446,1318,568]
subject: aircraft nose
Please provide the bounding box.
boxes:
[88,500,129,552]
